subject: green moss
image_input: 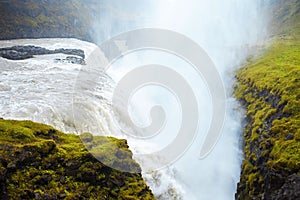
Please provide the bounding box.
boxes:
[0,118,155,199]
[236,41,300,198]
[235,1,300,198]
[268,139,300,172]
[0,0,94,41]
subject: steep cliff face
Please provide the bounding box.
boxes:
[0,118,155,199]
[0,0,141,44]
[0,0,95,42]
[235,0,300,199]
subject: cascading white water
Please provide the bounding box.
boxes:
[0,39,116,135]
[0,1,270,200]
[133,1,269,199]
[93,1,269,199]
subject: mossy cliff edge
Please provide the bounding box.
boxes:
[0,118,155,199]
[235,0,300,199]
[0,0,95,42]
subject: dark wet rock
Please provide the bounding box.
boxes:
[271,174,300,199]
[0,1,94,42]
[0,45,84,59]
[235,84,300,200]
[0,50,33,60]
[235,1,300,198]
[286,134,293,140]
[54,56,86,65]
[53,48,85,59]
[0,45,86,65]
[0,118,155,199]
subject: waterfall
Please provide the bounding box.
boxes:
[0,0,270,199]
[90,1,269,199]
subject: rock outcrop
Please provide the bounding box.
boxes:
[0,118,155,199]
[0,45,85,64]
[0,0,94,42]
[235,0,300,199]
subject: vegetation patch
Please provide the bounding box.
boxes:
[235,0,300,199]
[0,118,155,199]
[0,0,94,42]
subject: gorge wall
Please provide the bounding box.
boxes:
[0,118,155,199]
[0,0,95,42]
[1,0,299,199]
[235,0,300,199]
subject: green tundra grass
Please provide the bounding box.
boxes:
[0,119,155,199]
[235,0,300,198]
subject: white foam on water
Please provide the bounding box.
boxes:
[99,0,269,199]
[0,0,270,199]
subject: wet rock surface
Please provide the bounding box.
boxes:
[0,0,94,42]
[0,45,85,64]
[235,1,300,199]
[54,56,86,65]
[0,119,155,199]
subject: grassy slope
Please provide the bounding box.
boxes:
[0,119,155,199]
[0,0,94,41]
[0,1,155,199]
[235,0,300,199]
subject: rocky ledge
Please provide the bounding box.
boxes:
[234,0,300,199]
[0,118,155,199]
[0,45,85,65]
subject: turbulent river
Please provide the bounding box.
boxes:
[0,0,270,199]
